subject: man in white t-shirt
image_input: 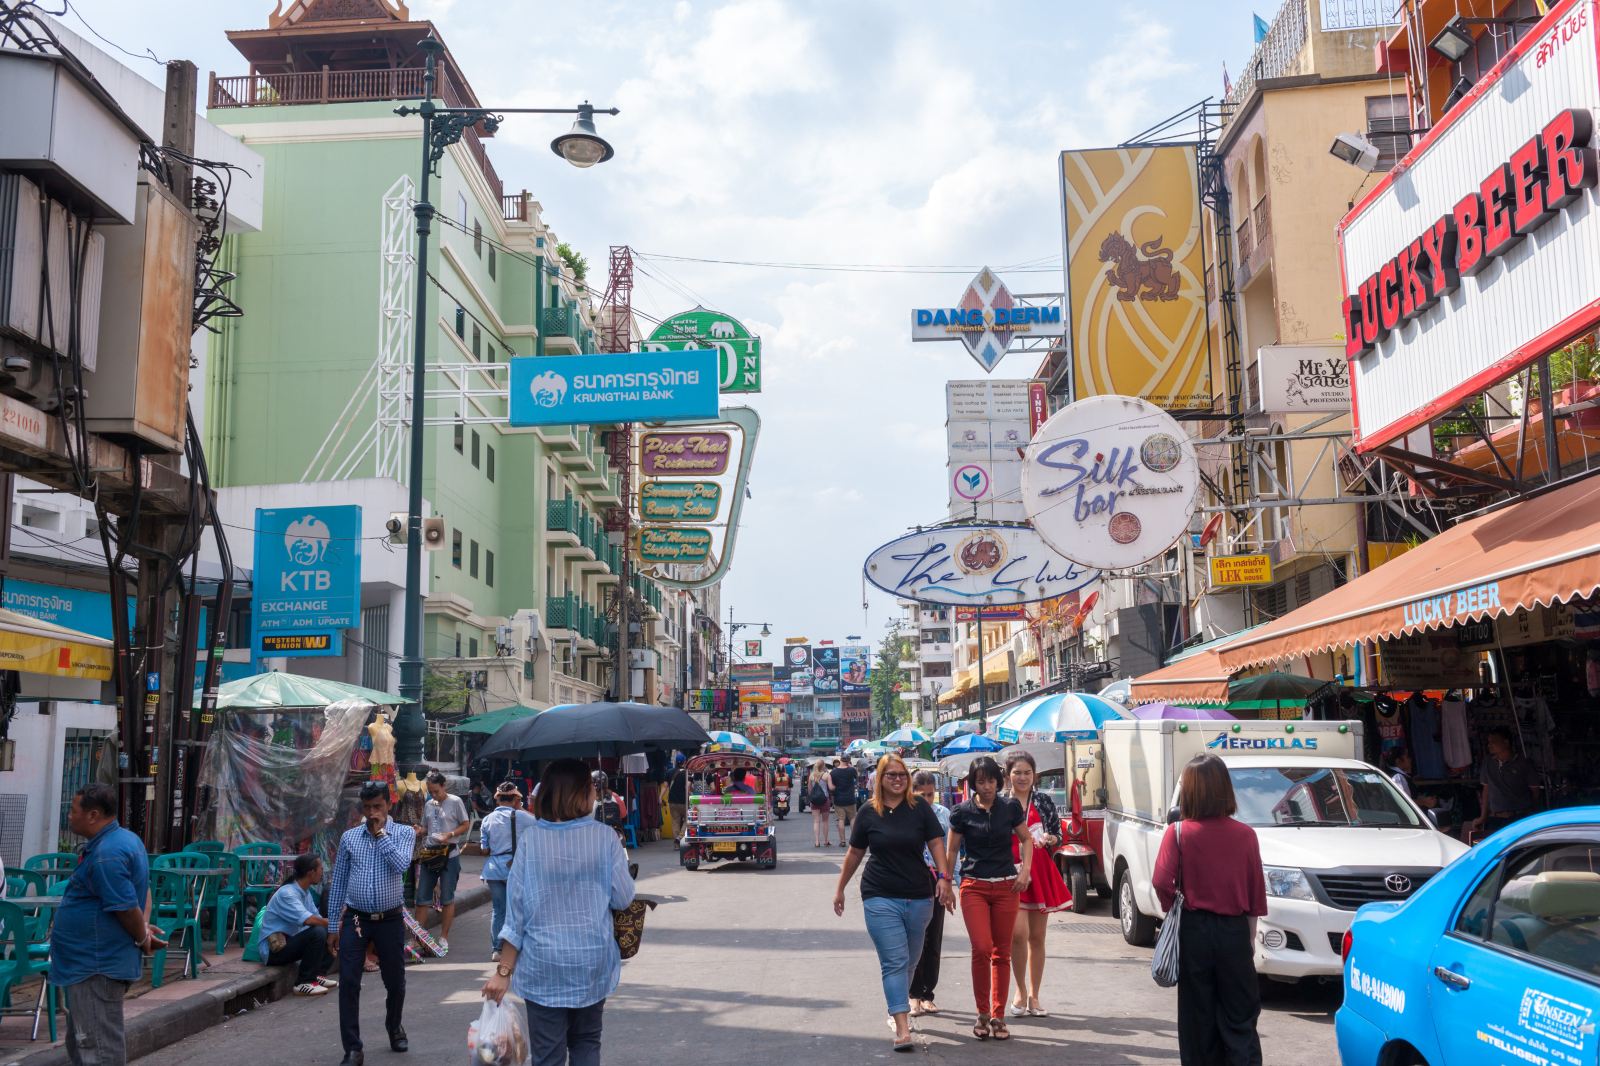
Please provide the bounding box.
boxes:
[416,771,469,952]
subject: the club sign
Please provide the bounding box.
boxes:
[862,522,1100,606]
[1021,394,1199,571]
[640,481,722,523]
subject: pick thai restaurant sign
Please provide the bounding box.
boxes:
[1338,0,1600,452]
[863,522,1100,606]
[640,431,731,475]
[1021,395,1200,571]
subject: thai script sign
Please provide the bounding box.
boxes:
[640,480,722,522]
[911,268,1064,373]
[1208,554,1274,587]
[640,431,731,475]
[1022,395,1200,571]
[864,523,1100,606]
[644,308,762,393]
[508,351,719,426]
[1062,146,1212,410]
[637,527,712,564]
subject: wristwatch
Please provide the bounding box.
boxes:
[495,964,513,978]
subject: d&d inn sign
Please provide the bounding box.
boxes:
[862,523,1099,606]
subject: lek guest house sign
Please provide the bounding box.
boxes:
[1338,0,1600,451]
[1021,394,1199,571]
[863,522,1100,607]
[640,431,731,475]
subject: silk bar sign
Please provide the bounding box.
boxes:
[1342,109,1596,360]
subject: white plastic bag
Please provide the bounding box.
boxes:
[469,998,530,1066]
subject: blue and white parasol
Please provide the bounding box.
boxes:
[989,692,1127,743]
[703,730,759,753]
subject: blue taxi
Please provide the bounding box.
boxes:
[1336,807,1600,1065]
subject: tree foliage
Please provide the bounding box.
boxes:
[555,242,588,284]
[869,628,912,731]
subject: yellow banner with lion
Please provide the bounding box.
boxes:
[1060,146,1213,410]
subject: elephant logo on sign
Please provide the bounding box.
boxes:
[709,320,736,338]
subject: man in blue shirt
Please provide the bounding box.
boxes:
[50,784,165,1066]
[259,854,334,995]
[327,781,416,1065]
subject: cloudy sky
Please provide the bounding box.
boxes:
[74,0,1272,645]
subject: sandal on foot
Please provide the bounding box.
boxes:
[973,1016,992,1040]
[989,1018,1011,1041]
[908,1001,925,1017]
[922,1001,942,1015]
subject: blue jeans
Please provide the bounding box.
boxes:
[862,895,935,1017]
[488,879,508,952]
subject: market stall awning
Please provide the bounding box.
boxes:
[1218,475,1600,672]
[0,607,111,681]
[193,672,407,710]
[1128,649,1231,705]
[452,704,540,735]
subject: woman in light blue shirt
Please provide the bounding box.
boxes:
[258,854,335,995]
[480,781,537,960]
[483,759,635,1066]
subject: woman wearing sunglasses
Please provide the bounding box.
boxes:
[832,752,953,1052]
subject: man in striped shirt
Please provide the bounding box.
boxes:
[327,782,416,1065]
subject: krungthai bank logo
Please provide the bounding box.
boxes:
[284,515,332,567]
[528,370,568,409]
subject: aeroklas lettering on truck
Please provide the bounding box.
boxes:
[1205,733,1320,751]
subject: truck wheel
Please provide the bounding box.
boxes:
[1069,866,1090,914]
[1095,884,1112,901]
[1117,871,1156,947]
[684,858,699,871]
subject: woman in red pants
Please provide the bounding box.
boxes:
[945,756,1032,1041]
[1003,749,1073,1017]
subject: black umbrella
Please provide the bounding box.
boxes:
[476,701,712,760]
[1227,672,1332,718]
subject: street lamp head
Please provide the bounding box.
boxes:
[552,103,614,168]
[760,624,771,637]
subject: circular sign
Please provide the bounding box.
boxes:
[786,645,809,668]
[1021,395,1199,571]
[955,531,1006,575]
[952,464,990,501]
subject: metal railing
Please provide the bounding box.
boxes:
[546,498,580,536]
[1253,194,1271,247]
[542,305,576,340]
[1236,217,1254,264]
[546,593,578,630]
[1224,0,1309,113]
[502,192,532,222]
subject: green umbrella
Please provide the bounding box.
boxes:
[452,704,541,735]
[193,671,405,710]
[1227,672,1329,715]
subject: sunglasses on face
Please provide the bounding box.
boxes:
[882,771,909,780]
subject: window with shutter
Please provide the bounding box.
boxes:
[486,550,495,587]
[486,445,495,482]
[474,219,482,257]
[470,540,479,578]
[471,430,480,468]
[452,530,462,569]
[453,420,464,454]
[1365,95,1412,172]
[472,324,480,358]
[489,247,496,279]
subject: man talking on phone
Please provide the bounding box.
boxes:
[327,781,416,1065]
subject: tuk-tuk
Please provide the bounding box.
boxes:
[679,751,777,870]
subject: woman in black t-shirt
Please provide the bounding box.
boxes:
[946,755,1033,1041]
[832,752,953,1053]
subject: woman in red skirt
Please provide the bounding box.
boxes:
[1003,749,1071,1016]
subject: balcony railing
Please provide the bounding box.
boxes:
[546,593,578,630]
[1236,217,1254,264]
[1253,194,1271,247]
[1223,0,1308,113]
[546,498,580,537]
[503,192,532,222]
[542,305,577,341]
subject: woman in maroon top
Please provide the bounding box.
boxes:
[1152,754,1267,1066]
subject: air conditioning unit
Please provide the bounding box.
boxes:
[421,516,446,550]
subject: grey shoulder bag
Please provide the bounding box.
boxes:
[1151,823,1183,988]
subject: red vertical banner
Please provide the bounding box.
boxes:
[1028,381,1048,435]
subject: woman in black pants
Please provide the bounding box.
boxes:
[1152,754,1268,1065]
[907,770,951,1016]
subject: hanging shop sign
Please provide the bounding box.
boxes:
[639,430,731,475]
[786,644,813,696]
[839,644,871,693]
[636,527,713,564]
[1377,630,1484,688]
[812,646,841,694]
[947,380,1029,521]
[508,350,719,427]
[639,480,722,523]
[1028,381,1049,433]
[738,681,773,703]
[250,505,361,659]
[744,639,763,657]
[643,308,762,393]
[863,523,1100,606]
[1338,2,1600,452]
[1255,344,1350,413]
[1061,145,1213,410]
[911,268,1064,373]
[1208,554,1275,587]
[1021,394,1200,571]
[953,605,1030,621]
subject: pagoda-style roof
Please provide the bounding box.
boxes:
[223,0,481,108]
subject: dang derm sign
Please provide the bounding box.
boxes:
[509,351,720,427]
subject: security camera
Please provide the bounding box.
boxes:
[2,355,30,373]
[1329,132,1380,173]
[385,513,406,544]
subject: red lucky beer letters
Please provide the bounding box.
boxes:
[1343,108,1598,358]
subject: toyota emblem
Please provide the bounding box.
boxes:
[1385,874,1412,894]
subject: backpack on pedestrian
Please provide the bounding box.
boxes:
[808,778,830,808]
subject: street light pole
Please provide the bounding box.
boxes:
[390,37,616,768]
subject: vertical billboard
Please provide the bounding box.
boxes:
[839,644,872,693]
[251,505,362,658]
[1061,146,1213,410]
[812,645,841,695]
[786,643,813,695]
[947,380,1030,521]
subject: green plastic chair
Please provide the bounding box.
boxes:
[185,841,225,856]
[242,907,266,964]
[3,869,54,897]
[21,853,75,892]
[234,843,283,920]
[148,868,205,986]
[0,900,57,1041]
[201,853,245,953]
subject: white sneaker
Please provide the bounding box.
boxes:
[315,976,339,989]
[293,982,329,996]
[438,937,450,954]
[491,951,500,963]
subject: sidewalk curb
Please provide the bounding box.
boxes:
[13,883,491,1066]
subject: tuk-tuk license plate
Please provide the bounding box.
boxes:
[712,842,739,853]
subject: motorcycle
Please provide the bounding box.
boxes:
[773,787,790,819]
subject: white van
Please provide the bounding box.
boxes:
[1101,718,1468,981]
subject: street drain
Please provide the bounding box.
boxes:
[1056,921,1120,935]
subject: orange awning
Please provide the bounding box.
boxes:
[1218,475,1600,672]
[1129,649,1230,705]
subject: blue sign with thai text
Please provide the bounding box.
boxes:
[3,578,209,648]
[508,351,720,427]
[251,505,361,659]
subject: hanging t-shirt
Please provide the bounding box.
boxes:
[1375,705,1407,761]
[1440,698,1472,771]
[1410,698,1447,779]
[1512,694,1556,770]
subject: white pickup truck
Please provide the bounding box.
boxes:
[1101,718,1468,981]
